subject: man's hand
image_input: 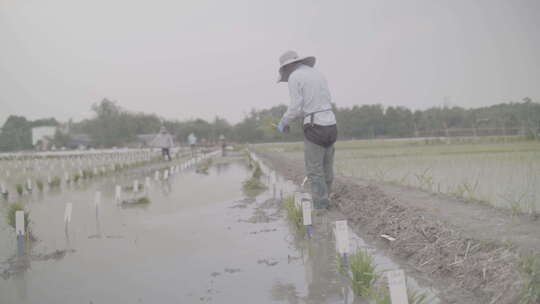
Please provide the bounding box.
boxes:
[277,121,290,133]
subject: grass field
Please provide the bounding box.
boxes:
[258,137,540,213]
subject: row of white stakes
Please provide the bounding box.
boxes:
[15,150,221,250]
[112,151,221,202]
[2,151,220,195]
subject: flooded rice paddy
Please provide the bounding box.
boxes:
[259,140,540,211]
[1,152,439,303]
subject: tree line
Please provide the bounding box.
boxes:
[1,97,539,151]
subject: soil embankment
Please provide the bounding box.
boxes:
[256,149,540,304]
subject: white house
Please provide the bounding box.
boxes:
[32,126,56,149]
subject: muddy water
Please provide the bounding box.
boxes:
[1,156,440,304]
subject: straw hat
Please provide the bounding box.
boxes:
[277,50,316,82]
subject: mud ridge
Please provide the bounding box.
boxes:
[255,149,527,304]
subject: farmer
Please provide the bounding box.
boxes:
[152,126,174,161]
[188,132,197,157]
[276,50,338,210]
[219,134,227,157]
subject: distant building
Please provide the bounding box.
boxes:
[66,134,92,150]
[32,126,56,150]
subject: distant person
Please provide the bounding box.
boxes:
[152,126,174,161]
[188,133,197,157]
[276,51,338,210]
[219,134,227,156]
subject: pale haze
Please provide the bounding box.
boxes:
[1,0,539,125]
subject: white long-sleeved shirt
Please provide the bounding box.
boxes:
[279,64,337,127]
[151,133,174,148]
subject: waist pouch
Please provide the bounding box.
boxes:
[303,124,337,148]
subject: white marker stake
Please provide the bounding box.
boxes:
[387,270,409,304]
[163,169,169,180]
[302,199,313,239]
[64,172,69,182]
[94,191,101,208]
[335,220,350,254]
[133,180,139,192]
[16,210,25,256]
[115,185,122,202]
[1,183,6,194]
[64,203,73,223]
[335,220,350,269]
[154,171,160,181]
[302,200,312,225]
[145,177,151,188]
[15,210,25,236]
[26,178,32,191]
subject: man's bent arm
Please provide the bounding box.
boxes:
[279,77,304,126]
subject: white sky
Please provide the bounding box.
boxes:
[1,0,539,125]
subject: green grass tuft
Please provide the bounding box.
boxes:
[49,176,61,188]
[6,202,30,231]
[135,196,151,204]
[35,179,44,191]
[252,162,262,179]
[82,169,94,179]
[242,177,267,191]
[73,173,81,182]
[519,254,540,303]
[349,250,377,297]
[196,158,213,174]
[16,184,23,195]
[283,196,305,235]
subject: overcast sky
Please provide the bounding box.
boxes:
[1,0,539,125]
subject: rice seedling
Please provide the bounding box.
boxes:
[283,196,305,235]
[365,285,430,304]
[82,169,94,179]
[252,161,263,179]
[336,251,347,275]
[135,196,151,204]
[73,172,81,183]
[6,202,30,231]
[35,179,44,191]
[366,286,391,304]
[242,159,267,194]
[49,176,61,188]
[242,177,267,191]
[349,250,377,297]
[196,158,213,174]
[519,254,540,303]
[120,196,151,208]
[16,184,23,196]
[407,288,430,304]
[123,184,144,191]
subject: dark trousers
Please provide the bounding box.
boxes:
[162,148,171,161]
[304,138,335,209]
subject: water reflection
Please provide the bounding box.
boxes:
[274,218,352,304]
[271,281,300,304]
